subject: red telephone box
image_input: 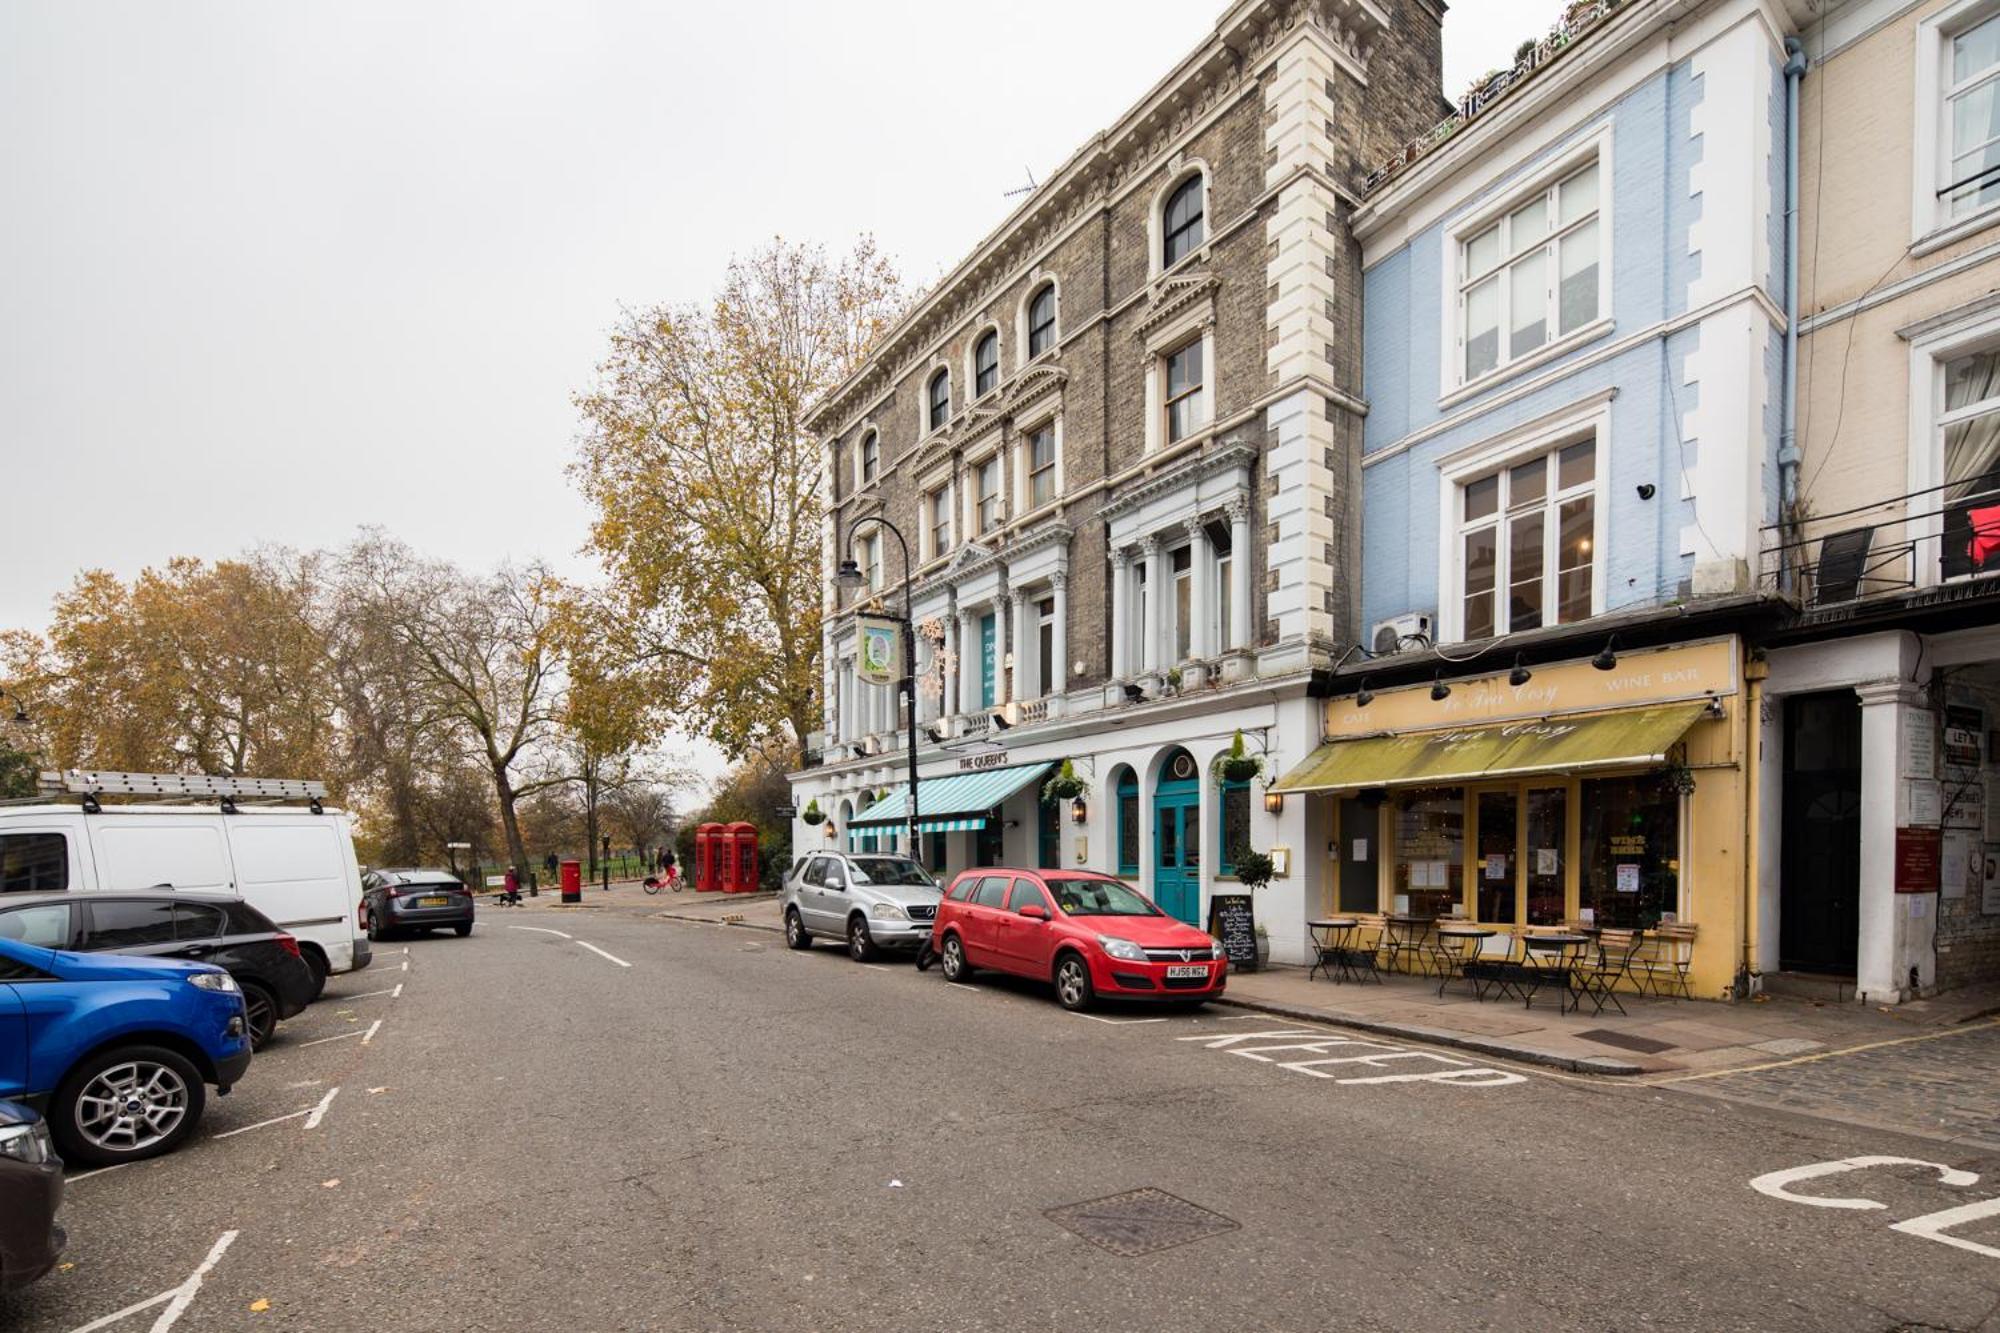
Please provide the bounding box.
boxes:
[695,823,725,893]
[725,822,759,894]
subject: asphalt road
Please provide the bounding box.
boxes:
[5,906,2000,1332]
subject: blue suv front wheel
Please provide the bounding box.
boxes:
[51,1046,205,1166]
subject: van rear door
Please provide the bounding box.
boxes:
[223,820,357,974]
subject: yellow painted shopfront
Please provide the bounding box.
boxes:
[1273,637,1754,1000]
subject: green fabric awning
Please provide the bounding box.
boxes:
[848,763,1053,830]
[1272,704,1707,794]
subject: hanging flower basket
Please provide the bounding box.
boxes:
[801,799,826,827]
[1659,763,1698,797]
[1042,759,1089,804]
[1218,730,1264,785]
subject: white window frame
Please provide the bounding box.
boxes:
[1022,279,1061,362]
[924,366,952,437]
[1436,399,1612,644]
[972,451,1004,537]
[969,324,1003,401]
[1035,595,1057,698]
[1907,302,2000,587]
[923,477,955,562]
[1915,0,2000,253]
[1149,161,1211,280]
[1163,337,1207,446]
[1168,543,1194,663]
[857,430,879,491]
[1021,413,1062,514]
[1439,132,1613,404]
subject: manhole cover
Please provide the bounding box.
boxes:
[1575,1028,1674,1054]
[1044,1188,1240,1257]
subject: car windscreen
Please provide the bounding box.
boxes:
[1048,878,1162,918]
[847,858,935,887]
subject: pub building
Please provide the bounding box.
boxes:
[1271,637,1751,999]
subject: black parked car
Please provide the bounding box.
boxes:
[361,869,475,940]
[0,1100,62,1291]
[0,893,316,1049]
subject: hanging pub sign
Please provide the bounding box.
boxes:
[857,616,903,687]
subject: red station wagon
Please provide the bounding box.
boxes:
[930,869,1227,1010]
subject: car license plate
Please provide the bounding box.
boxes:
[418,896,450,908]
[1166,964,1207,980]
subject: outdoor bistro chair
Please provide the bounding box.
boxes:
[1380,914,1433,977]
[1635,923,1698,999]
[1572,929,1645,1017]
[1518,931,1587,1013]
[1331,915,1385,984]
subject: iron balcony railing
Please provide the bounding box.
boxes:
[1759,475,2000,608]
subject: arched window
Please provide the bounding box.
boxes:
[1163,174,1206,269]
[928,369,951,432]
[859,431,879,486]
[974,331,999,398]
[1028,284,1058,358]
[1115,768,1140,877]
[1218,776,1250,877]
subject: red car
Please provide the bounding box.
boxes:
[930,869,1227,1010]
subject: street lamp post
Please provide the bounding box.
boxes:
[835,518,921,860]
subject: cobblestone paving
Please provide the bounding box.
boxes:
[1685,1023,2000,1148]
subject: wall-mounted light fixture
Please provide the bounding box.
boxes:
[1355,676,1374,708]
[1509,653,1533,688]
[1592,633,1621,672]
[1263,789,1285,815]
[1070,795,1088,825]
[1430,669,1452,702]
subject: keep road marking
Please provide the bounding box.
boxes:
[1178,1027,1527,1087]
[1752,1156,2000,1262]
[576,940,632,968]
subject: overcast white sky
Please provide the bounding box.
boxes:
[1,0,1565,641]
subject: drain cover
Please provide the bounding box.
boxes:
[1044,1188,1240,1257]
[1575,1028,1674,1054]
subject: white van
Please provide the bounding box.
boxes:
[0,780,372,992]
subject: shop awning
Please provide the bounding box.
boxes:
[1271,703,1708,794]
[848,763,1053,831]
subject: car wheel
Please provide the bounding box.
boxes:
[940,934,972,982]
[454,923,472,938]
[241,982,279,1050]
[784,909,812,951]
[52,1045,206,1166]
[303,950,329,1002]
[847,916,879,963]
[366,912,387,943]
[1054,954,1094,1012]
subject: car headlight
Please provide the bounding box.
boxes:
[1210,936,1228,960]
[1097,935,1147,963]
[0,1121,54,1166]
[873,902,908,920]
[190,971,240,994]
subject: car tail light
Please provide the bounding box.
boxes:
[276,933,302,959]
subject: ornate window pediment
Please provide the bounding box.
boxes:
[1134,270,1220,344]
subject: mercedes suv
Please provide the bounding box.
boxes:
[781,853,941,962]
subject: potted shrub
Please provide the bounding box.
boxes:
[801,799,826,827]
[1042,759,1089,804]
[1235,849,1276,894]
[1253,923,1272,972]
[1219,731,1264,785]
[1164,667,1184,695]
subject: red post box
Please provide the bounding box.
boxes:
[560,859,582,905]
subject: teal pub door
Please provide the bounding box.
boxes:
[1153,749,1201,925]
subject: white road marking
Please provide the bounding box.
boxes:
[362,1019,382,1045]
[510,925,574,939]
[576,940,632,968]
[1177,1028,1527,1087]
[65,1231,238,1333]
[944,982,982,992]
[65,1162,133,1184]
[304,1086,340,1129]
[392,983,404,998]
[297,1030,365,1049]
[1891,1196,2000,1260]
[400,960,410,971]
[1070,1013,1168,1026]
[1750,1157,1980,1210]
[343,987,401,1000]
[213,1108,312,1139]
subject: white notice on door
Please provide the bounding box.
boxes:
[1616,863,1641,894]
[1536,848,1559,877]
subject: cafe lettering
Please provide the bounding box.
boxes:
[1273,638,1750,999]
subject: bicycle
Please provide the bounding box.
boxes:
[642,867,683,895]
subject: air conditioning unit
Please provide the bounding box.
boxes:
[1370,612,1434,656]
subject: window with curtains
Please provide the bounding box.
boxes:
[1459,161,1601,384]
[1944,12,2000,220]
[1116,770,1139,876]
[1941,346,2000,579]
[974,331,1000,398]
[1028,284,1058,358]
[1458,440,1596,641]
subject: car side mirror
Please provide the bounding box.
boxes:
[1018,904,1049,921]
[825,875,846,891]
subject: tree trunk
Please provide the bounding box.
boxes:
[492,763,529,880]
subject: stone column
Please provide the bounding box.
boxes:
[1050,571,1070,703]
[944,604,961,723]
[1013,587,1034,701]
[1855,679,1929,1003]
[958,608,979,716]
[1139,537,1163,673]
[1110,548,1131,679]
[1188,519,1211,662]
[1228,499,1252,652]
[996,593,1015,706]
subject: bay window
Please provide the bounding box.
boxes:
[1459,439,1596,641]
[1460,161,1600,383]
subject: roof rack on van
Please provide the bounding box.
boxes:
[35,770,329,814]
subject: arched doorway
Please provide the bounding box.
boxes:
[1153,747,1201,924]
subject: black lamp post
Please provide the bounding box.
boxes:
[835,518,922,859]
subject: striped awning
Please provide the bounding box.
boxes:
[848,762,1053,830]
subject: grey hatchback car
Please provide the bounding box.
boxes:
[782,853,942,961]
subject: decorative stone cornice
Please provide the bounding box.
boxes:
[1132,271,1222,344]
[804,0,1391,440]
[1101,441,1259,523]
[1004,364,1069,418]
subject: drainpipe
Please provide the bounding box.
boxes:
[1778,37,1810,593]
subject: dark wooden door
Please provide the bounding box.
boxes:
[1780,691,1862,976]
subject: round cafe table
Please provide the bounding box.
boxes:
[1433,924,1495,998]
[1307,918,1364,983]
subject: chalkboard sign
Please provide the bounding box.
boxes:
[1207,893,1258,972]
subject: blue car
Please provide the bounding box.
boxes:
[0,937,252,1166]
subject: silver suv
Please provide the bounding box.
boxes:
[782,852,942,962]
